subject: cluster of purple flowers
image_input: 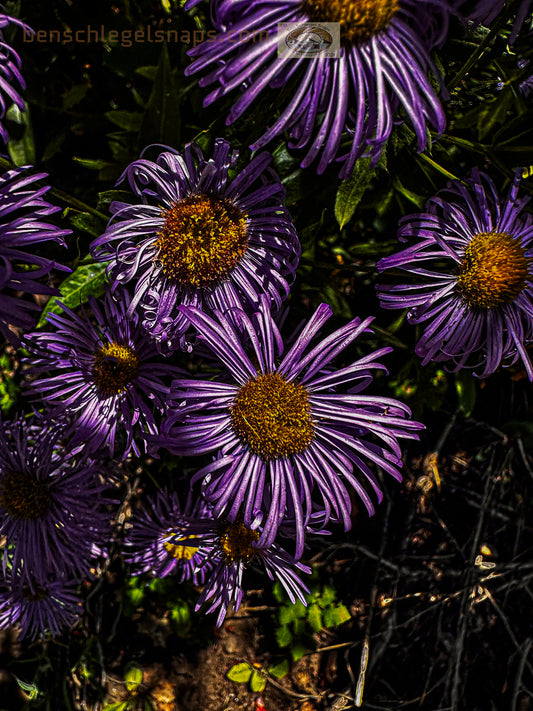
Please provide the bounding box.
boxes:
[0,0,532,643]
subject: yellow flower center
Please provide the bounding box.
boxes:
[457,231,530,308]
[163,536,199,561]
[230,372,314,461]
[155,194,248,288]
[219,520,260,563]
[302,0,399,43]
[0,471,51,520]
[93,342,139,396]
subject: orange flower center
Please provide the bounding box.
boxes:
[219,520,261,563]
[93,342,139,396]
[230,372,314,461]
[302,0,399,43]
[155,194,248,288]
[457,231,529,308]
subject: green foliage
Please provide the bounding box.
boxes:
[123,576,197,637]
[124,663,143,693]
[389,360,449,417]
[0,351,19,413]
[12,674,40,701]
[272,575,351,662]
[37,262,109,327]
[6,102,35,167]
[226,662,267,693]
[455,370,477,417]
[267,658,290,679]
[334,157,375,229]
[140,43,181,147]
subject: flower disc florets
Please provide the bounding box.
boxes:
[0,471,51,520]
[303,0,399,42]
[219,520,260,563]
[457,231,529,308]
[159,297,423,559]
[93,342,140,396]
[90,140,300,352]
[156,195,248,288]
[377,169,533,379]
[230,372,314,460]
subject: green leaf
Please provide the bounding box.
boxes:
[140,43,180,147]
[275,624,293,648]
[135,65,158,81]
[279,604,298,626]
[0,352,19,414]
[170,603,191,635]
[126,586,144,607]
[293,600,308,619]
[334,157,374,229]
[323,604,351,628]
[74,157,116,171]
[290,641,308,662]
[42,130,67,162]
[6,102,35,166]
[124,663,143,693]
[268,659,290,679]
[307,603,323,633]
[37,262,109,328]
[105,110,143,132]
[392,177,426,209]
[12,674,39,700]
[68,210,106,237]
[250,670,267,693]
[292,618,306,637]
[102,703,129,711]
[226,662,253,684]
[272,581,285,603]
[477,88,513,141]
[317,585,336,608]
[455,371,476,417]
[62,83,90,110]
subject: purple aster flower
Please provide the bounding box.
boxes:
[124,488,215,584]
[0,416,111,584]
[156,297,423,560]
[24,290,182,459]
[0,570,82,640]
[185,0,451,178]
[174,517,311,627]
[90,139,300,352]
[377,169,533,379]
[0,11,32,144]
[0,166,70,345]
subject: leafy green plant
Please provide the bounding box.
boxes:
[123,576,194,636]
[226,662,267,693]
[272,576,351,662]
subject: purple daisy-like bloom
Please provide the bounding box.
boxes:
[0,11,32,144]
[0,570,82,640]
[156,297,423,559]
[90,139,300,352]
[377,169,533,379]
[175,517,311,626]
[0,416,110,584]
[24,290,182,459]
[185,0,450,178]
[0,166,70,345]
[125,488,215,584]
